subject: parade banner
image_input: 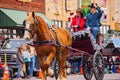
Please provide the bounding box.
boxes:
[82,0,91,17]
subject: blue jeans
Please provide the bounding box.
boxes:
[91,27,100,39]
[17,64,22,78]
[73,61,81,73]
[30,56,35,76]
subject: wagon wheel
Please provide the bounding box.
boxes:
[54,59,60,80]
[93,51,104,80]
[83,56,93,80]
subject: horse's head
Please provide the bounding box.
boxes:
[23,12,38,40]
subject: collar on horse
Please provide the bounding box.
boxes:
[25,16,66,59]
[26,16,61,47]
[32,39,55,46]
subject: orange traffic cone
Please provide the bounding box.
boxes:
[2,66,9,80]
[38,70,42,78]
[117,69,120,73]
[80,67,83,75]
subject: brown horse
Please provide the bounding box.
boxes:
[24,12,72,80]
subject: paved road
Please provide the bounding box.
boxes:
[21,73,120,80]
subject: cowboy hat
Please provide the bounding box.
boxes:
[89,3,97,8]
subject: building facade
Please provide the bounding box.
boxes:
[112,0,120,30]
[45,0,79,28]
[0,0,46,38]
[0,0,45,13]
[45,0,120,31]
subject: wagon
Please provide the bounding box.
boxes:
[54,30,120,80]
[23,14,120,80]
[102,30,120,73]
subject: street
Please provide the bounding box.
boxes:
[22,73,120,80]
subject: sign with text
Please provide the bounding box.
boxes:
[82,0,91,17]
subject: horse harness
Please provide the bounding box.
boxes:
[26,16,64,57]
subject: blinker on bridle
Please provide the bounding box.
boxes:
[24,17,38,39]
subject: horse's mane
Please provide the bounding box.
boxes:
[36,16,48,30]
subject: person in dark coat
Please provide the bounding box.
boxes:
[86,3,102,39]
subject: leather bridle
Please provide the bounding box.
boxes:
[24,17,55,46]
[24,17,38,39]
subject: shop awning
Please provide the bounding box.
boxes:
[0,8,54,27]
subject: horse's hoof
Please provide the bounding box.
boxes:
[57,77,60,80]
[63,77,67,80]
[48,68,54,78]
[57,76,67,80]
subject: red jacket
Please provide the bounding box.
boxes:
[71,16,85,32]
[0,62,2,68]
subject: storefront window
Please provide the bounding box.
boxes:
[52,20,63,28]
[0,27,24,39]
[100,25,110,40]
[66,21,71,32]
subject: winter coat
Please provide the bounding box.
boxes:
[71,16,85,32]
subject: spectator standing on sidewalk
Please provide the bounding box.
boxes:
[0,57,3,78]
[21,45,31,79]
[16,47,24,79]
[28,46,36,77]
[0,57,2,69]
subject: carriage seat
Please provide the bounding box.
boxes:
[71,37,94,53]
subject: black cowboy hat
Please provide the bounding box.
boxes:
[88,3,97,8]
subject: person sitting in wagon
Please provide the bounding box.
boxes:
[70,8,86,32]
[86,3,102,39]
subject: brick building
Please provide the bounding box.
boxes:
[45,0,120,38]
[0,0,45,13]
[0,0,51,38]
[45,0,79,29]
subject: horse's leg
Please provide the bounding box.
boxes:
[62,50,68,80]
[57,52,67,80]
[38,55,46,80]
[56,56,63,80]
[62,59,67,80]
[45,52,55,77]
[57,49,68,80]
